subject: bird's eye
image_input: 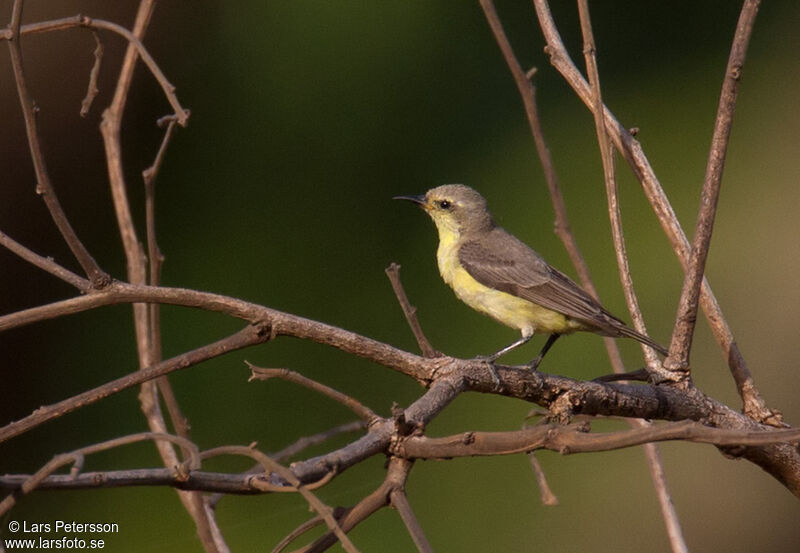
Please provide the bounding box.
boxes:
[437,200,452,210]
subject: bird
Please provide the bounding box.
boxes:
[394,184,667,371]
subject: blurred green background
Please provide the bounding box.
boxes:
[1,1,799,551]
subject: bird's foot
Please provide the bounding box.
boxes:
[472,355,503,392]
[526,355,543,371]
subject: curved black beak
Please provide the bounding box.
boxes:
[392,194,426,206]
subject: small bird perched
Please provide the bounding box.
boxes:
[395,184,666,370]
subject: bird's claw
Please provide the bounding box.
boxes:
[473,356,503,392]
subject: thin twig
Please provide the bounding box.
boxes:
[6,0,110,288]
[0,16,189,125]
[664,0,761,377]
[95,2,205,541]
[302,457,411,553]
[385,263,440,358]
[640,440,687,553]
[576,0,661,370]
[0,325,270,444]
[79,30,103,117]
[200,446,360,553]
[0,432,199,516]
[526,452,558,506]
[207,421,365,510]
[272,421,366,461]
[142,115,194,456]
[478,0,626,374]
[272,509,350,553]
[530,0,779,424]
[0,229,91,292]
[574,5,690,547]
[390,489,434,553]
[481,2,684,539]
[248,364,379,423]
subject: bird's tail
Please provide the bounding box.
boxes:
[617,325,668,356]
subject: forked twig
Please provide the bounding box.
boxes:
[0,432,199,516]
[200,445,360,553]
[481,0,685,546]
[301,458,421,553]
[530,0,779,423]
[478,0,626,374]
[6,0,110,288]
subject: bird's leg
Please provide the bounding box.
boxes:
[527,333,560,370]
[483,333,534,362]
[474,333,533,391]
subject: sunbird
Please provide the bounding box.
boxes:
[395,184,667,370]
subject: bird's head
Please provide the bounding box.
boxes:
[394,184,495,238]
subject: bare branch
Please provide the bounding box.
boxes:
[390,486,434,553]
[398,420,800,459]
[207,421,365,510]
[0,432,199,516]
[5,0,110,288]
[576,0,662,370]
[640,440,688,553]
[481,1,683,543]
[478,0,626,374]
[272,421,365,462]
[303,457,412,553]
[0,229,90,292]
[200,446,360,553]
[79,30,103,117]
[664,0,761,375]
[0,16,189,125]
[248,364,379,423]
[0,279,796,491]
[526,452,559,506]
[385,263,440,358]
[0,325,270,444]
[530,0,779,423]
[272,509,350,553]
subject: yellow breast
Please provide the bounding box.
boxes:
[435,228,579,335]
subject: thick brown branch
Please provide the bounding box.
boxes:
[4,422,797,494]
[0,283,797,492]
